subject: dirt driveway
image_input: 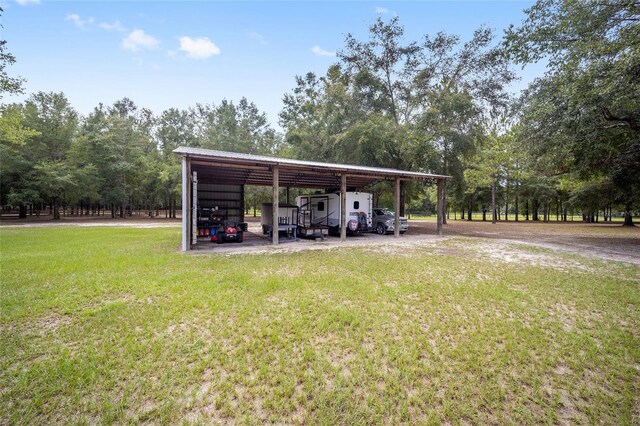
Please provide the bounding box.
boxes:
[191,217,639,264]
[2,215,638,264]
[410,219,640,264]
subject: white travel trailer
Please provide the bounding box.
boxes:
[296,191,373,237]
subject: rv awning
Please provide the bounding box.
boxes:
[173,147,449,189]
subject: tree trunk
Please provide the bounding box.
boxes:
[482,209,487,221]
[515,195,519,222]
[19,204,27,219]
[504,179,509,221]
[609,203,613,223]
[399,181,405,217]
[623,206,634,226]
[525,200,529,221]
[491,183,497,224]
[442,181,447,225]
[461,209,465,220]
[53,198,60,220]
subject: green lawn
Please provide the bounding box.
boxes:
[1,227,638,424]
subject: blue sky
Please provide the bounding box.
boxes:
[1,1,541,127]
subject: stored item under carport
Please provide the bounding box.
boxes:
[214,220,244,244]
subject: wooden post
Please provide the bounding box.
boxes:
[340,174,347,241]
[437,178,444,236]
[240,185,245,222]
[442,179,447,225]
[394,177,401,238]
[272,166,279,245]
[181,156,189,252]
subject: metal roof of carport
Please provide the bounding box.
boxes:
[173,147,449,189]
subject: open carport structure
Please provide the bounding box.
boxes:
[174,147,450,251]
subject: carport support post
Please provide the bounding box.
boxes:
[272,166,279,245]
[394,177,401,238]
[437,178,444,236]
[340,174,347,241]
[181,156,189,252]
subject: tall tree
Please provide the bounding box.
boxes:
[0,40,24,98]
[282,17,514,216]
[205,98,279,154]
[505,0,640,225]
[5,92,78,218]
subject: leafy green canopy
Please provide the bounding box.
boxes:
[280,17,513,210]
[505,0,640,216]
[1,92,281,217]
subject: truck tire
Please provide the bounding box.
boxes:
[376,223,386,235]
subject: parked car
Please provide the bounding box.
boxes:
[371,208,408,235]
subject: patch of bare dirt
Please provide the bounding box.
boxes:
[36,313,73,334]
[192,219,640,265]
[426,219,640,264]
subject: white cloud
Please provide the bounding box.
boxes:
[179,36,221,59]
[16,0,40,5]
[248,31,267,46]
[311,45,336,57]
[65,13,94,29]
[99,20,127,32]
[375,7,390,14]
[122,29,160,52]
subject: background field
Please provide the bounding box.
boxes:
[1,226,638,424]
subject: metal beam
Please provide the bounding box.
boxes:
[394,177,400,238]
[340,174,347,241]
[181,157,189,252]
[272,166,279,245]
[192,171,198,246]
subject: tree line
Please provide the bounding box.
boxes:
[0,93,281,219]
[1,0,638,224]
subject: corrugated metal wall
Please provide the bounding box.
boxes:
[198,184,243,222]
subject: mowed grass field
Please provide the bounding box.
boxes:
[1,227,638,424]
